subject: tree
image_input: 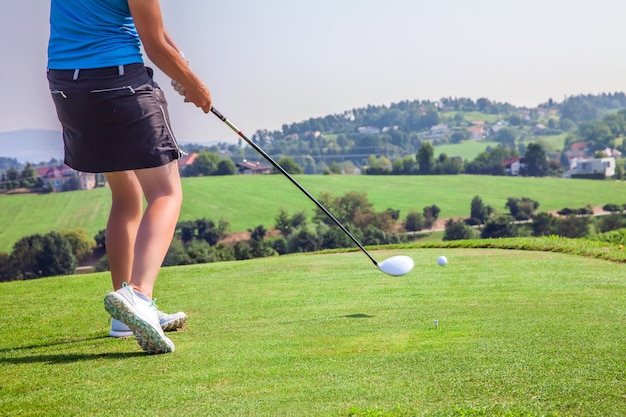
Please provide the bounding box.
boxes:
[274,209,307,238]
[11,235,41,279]
[556,215,590,238]
[506,197,540,220]
[315,191,375,232]
[416,142,435,174]
[365,155,392,174]
[480,216,518,239]
[319,224,354,249]
[464,147,518,176]
[249,225,267,240]
[434,154,463,174]
[450,129,470,144]
[3,167,19,190]
[196,218,229,245]
[19,163,38,188]
[521,143,548,177]
[392,156,416,174]
[327,161,343,174]
[287,226,321,253]
[163,239,191,266]
[60,228,95,262]
[596,213,626,233]
[11,232,77,279]
[0,252,15,282]
[176,218,229,245]
[189,150,220,176]
[443,219,474,241]
[470,195,492,225]
[530,212,558,236]
[404,210,424,233]
[422,205,440,229]
[276,158,303,174]
[215,159,236,176]
[493,127,517,148]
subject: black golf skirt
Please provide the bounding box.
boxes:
[47,64,182,173]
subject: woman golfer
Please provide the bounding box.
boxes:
[47,0,211,353]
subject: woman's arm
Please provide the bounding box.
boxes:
[128,0,211,112]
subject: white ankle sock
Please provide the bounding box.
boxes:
[134,290,151,303]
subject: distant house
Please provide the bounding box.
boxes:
[502,157,523,176]
[177,152,198,175]
[36,165,96,191]
[569,142,589,155]
[601,147,622,159]
[357,126,381,135]
[565,157,615,179]
[302,131,321,139]
[489,124,507,135]
[422,124,449,139]
[531,124,546,135]
[563,141,591,169]
[236,160,272,175]
[467,125,485,139]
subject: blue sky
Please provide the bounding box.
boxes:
[2,0,626,144]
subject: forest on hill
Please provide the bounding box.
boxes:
[178,92,626,175]
[3,92,626,189]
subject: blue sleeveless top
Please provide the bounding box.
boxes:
[48,0,144,69]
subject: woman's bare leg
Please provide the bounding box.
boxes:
[129,161,183,299]
[103,162,182,299]
[103,170,143,291]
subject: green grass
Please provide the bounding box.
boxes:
[435,140,500,160]
[1,241,624,416]
[2,175,626,253]
[526,133,568,153]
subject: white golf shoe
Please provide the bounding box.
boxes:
[104,286,175,354]
[109,310,188,337]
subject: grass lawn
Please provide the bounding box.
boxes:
[2,175,626,253]
[434,140,500,160]
[1,243,624,416]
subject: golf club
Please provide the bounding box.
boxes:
[210,107,414,276]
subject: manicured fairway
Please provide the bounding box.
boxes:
[0,247,624,416]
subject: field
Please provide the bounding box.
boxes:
[1,242,624,416]
[1,175,626,253]
[434,140,500,160]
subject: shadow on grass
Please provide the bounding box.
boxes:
[342,313,374,319]
[0,334,148,364]
[0,335,109,353]
[1,351,147,365]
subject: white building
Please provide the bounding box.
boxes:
[565,157,615,179]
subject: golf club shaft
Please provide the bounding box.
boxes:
[210,107,378,267]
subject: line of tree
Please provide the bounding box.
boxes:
[444,195,626,242]
[1,192,434,281]
[4,187,626,282]
[0,163,51,192]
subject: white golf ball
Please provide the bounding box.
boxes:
[437,256,448,266]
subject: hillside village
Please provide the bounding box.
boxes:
[2,93,626,192]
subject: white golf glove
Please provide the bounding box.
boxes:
[171,50,188,96]
[171,79,186,96]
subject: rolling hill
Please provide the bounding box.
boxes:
[1,174,625,253]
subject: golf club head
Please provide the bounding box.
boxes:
[377,255,414,276]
